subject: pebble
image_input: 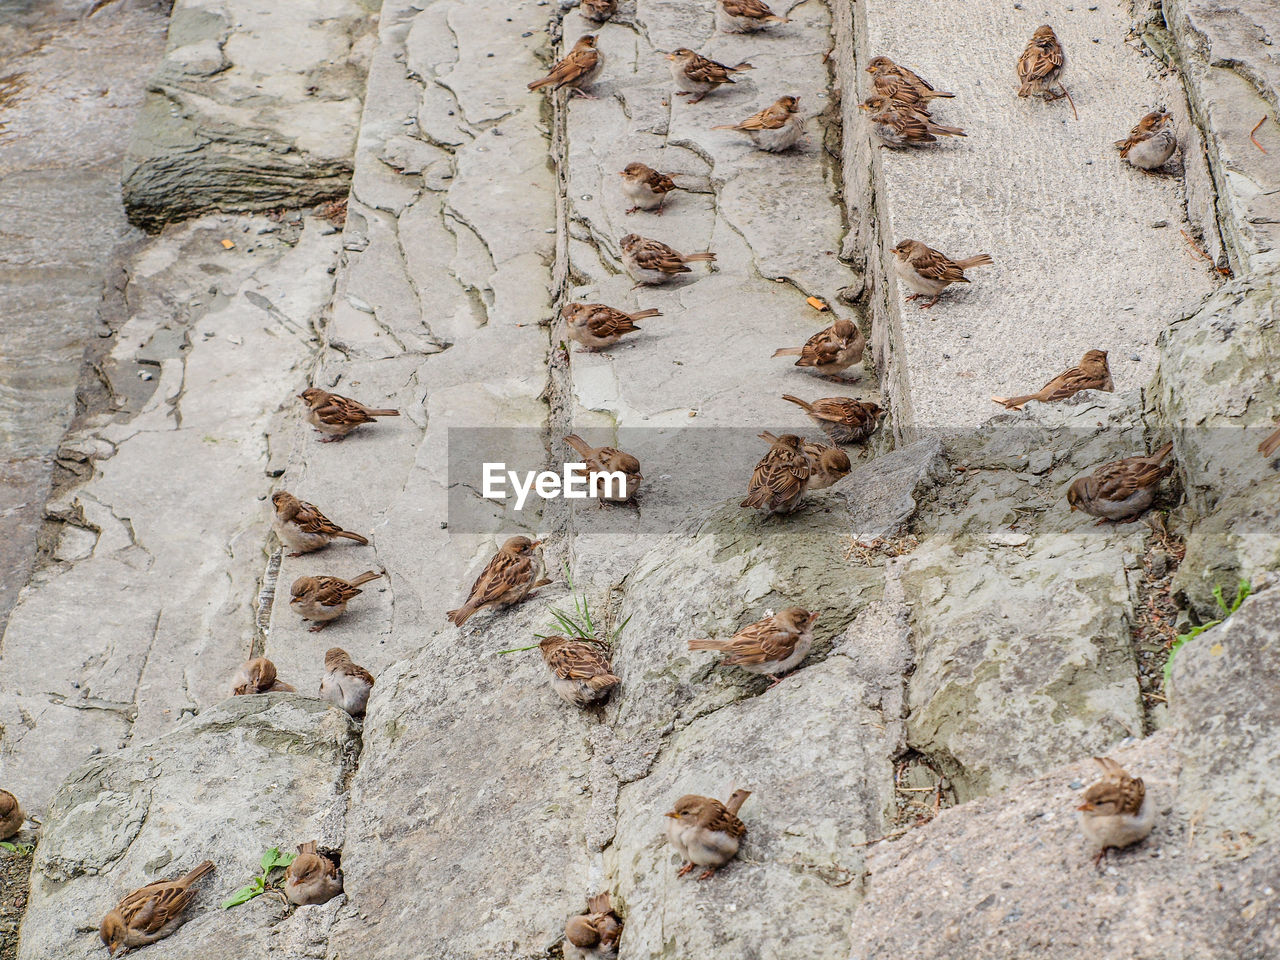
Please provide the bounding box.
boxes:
[1130,353,1141,362]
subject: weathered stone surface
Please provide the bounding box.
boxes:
[122,0,378,229]
[19,695,359,960]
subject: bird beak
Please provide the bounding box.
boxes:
[1069,503,1077,512]
[663,810,678,818]
[296,392,306,400]
[1076,802,1093,812]
[808,612,820,626]
[665,53,676,60]
[528,540,544,549]
[290,596,301,604]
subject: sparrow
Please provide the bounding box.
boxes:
[579,0,616,22]
[298,387,400,443]
[319,647,375,717]
[741,433,810,515]
[0,789,24,841]
[1017,25,1075,118]
[283,841,343,905]
[230,657,297,696]
[664,789,750,879]
[772,318,865,381]
[564,302,662,351]
[563,434,643,502]
[620,162,679,215]
[1115,111,1176,171]
[759,432,850,491]
[446,536,550,627]
[716,0,788,33]
[872,73,952,111]
[667,48,753,104]
[865,56,954,100]
[1260,424,1280,459]
[712,95,805,152]
[1067,441,1175,523]
[99,860,215,956]
[619,233,715,285]
[270,491,370,557]
[564,892,623,960]
[891,239,993,309]
[539,635,621,708]
[780,394,882,444]
[862,100,966,146]
[689,606,818,684]
[529,35,603,97]
[992,350,1113,410]
[1078,756,1155,866]
[289,570,385,631]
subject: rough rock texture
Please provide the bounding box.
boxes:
[19,696,359,960]
[122,0,378,229]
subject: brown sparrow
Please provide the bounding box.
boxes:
[298,387,400,442]
[689,606,818,684]
[564,302,662,351]
[620,233,715,285]
[758,432,850,491]
[865,56,955,100]
[271,491,370,557]
[667,48,753,104]
[741,433,810,514]
[862,99,966,146]
[1067,441,1174,523]
[284,841,343,905]
[446,536,550,627]
[1078,757,1155,866]
[780,394,882,444]
[539,635,621,708]
[872,73,952,111]
[664,789,750,879]
[529,35,603,98]
[1260,424,1280,459]
[289,570,385,631]
[891,239,993,309]
[563,434,643,502]
[717,0,787,33]
[230,657,297,696]
[99,860,215,956]
[772,318,864,381]
[619,162,679,215]
[992,350,1113,410]
[579,0,616,22]
[319,646,375,717]
[0,789,23,841]
[1115,111,1176,171]
[564,891,623,960]
[712,95,805,152]
[1017,25,1075,118]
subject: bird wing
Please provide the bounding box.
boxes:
[798,326,847,366]
[723,0,778,16]
[538,47,599,89]
[1019,39,1062,83]
[464,551,531,607]
[633,239,692,274]
[685,54,739,85]
[809,398,872,427]
[641,168,677,193]
[313,577,364,606]
[1090,455,1172,503]
[315,395,376,426]
[119,882,196,936]
[909,245,969,283]
[585,306,641,339]
[696,798,748,837]
[747,445,810,504]
[718,616,801,666]
[546,641,615,682]
[292,500,345,536]
[733,104,789,130]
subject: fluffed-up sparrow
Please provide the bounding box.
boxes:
[1078,756,1155,866]
[772,318,864,381]
[759,432,850,491]
[717,0,787,33]
[620,233,715,285]
[529,35,603,97]
[891,239,993,309]
[100,860,215,956]
[289,570,385,631]
[564,302,662,351]
[319,646,375,717]
[689,606,818,684]
[1115,111,1176,171]
[564,891,623,960]
[579,0,616,22]
[712,95,805,152]
[865,56,954,100]
[1017,25,1075,118]
[619,162,679,215]
[780,394,882,444]
[1260,423,1280,459]
[993,350,1113,410]
[230,657,296,696]
[862,99,966,146]
[742,433,810,514]
[664,789,750,879]
[563,434,643,502]
[271,491,370,557]
[446,536,550,627]
[284,841,343,905]
[0,789,23,841]
[539,635,621,708]
[298,387,400,442]
[1067,441,1174,523]
[667,48,753,104]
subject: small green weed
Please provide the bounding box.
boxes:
[1163,579,1251,685]
[497,564,630,654]
[221,846,295,909]
[0,841,33,857]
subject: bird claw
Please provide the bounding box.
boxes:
[697,868,718,881]
[318,435,344,443]
[918,297,939,310]
[677,862,695,878]
[287,552,303,558]
[308,624,327,633]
